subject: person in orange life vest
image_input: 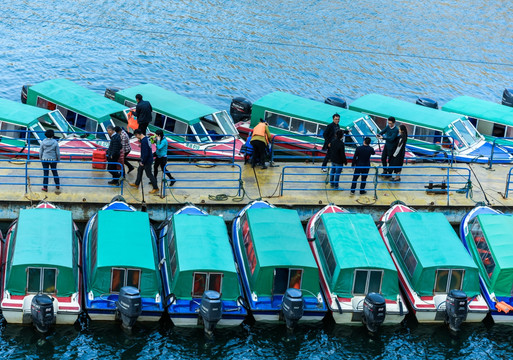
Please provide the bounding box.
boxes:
[250,119,272,169]
[130,94,153,134]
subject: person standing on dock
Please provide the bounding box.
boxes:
[106,125,122,186]
[321,113,340,172]
[39,129,60,192]
[129,129,159,194]
[377,116,399,177]
[118,126,135,175]
[329,130,347,189]
[131,94,153,135]
[389,125,408,182]
[250,119,272,169]
[350,137,375,195]
[153,129,175,186]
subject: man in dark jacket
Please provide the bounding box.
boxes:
[377,116,399,176]
[351,137,376,195]
[129,129,159,194]
[321,113,340,172]
[106,125,122,185]
[329,129,347,189]
[132,94,153,135]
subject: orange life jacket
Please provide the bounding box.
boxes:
[127,111,138,132]
[253,122,269,142]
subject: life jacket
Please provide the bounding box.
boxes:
[253,122,269,142]
[127,111,138,132]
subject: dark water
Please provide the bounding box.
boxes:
[1,0,513,358]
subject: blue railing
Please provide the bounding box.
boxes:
[487,137,513,169]
[504,167,513,198]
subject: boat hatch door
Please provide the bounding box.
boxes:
[272,268,303,296]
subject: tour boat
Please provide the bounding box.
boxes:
[306,204,407,332]
[231,200,327,329]
[378,203,488,331]
[107,83,245,161]
[0,202,81,332]
[460,205,513,324]
[82,197,163,327]
[157,204,247,333]
[349,94,512,163]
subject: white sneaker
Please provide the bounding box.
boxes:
[322,168,328,173]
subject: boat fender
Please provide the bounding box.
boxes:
[399,298,404,317]
[334,297,343,314]
[237,296,250,311]
[495,301,513,313]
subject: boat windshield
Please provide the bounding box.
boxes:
[452,119,480,147]
[213,111,238,135]
[444,128,465,150]
[191,122,211,142]
[49,110,73,134]
[36,114,66,139]
[352,119,377,145]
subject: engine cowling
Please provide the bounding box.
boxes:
[416,97,438,109]
[116,286,142,329]
[31,294,55,333]
[362,292,386,333]
[281,288,304,330]
[445,289,468,332]
[230,97,252,123]
[199,290,222,335]
[502,89,513,107]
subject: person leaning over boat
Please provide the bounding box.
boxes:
[129,129,159,194]
[39,129,60,192]
[389,125,408,182]
[250,119,272,169]
[131,93,153,135]
[329,129,347,189]
[118,126,135,175]
[321,113,341,172]
[350,137,375,195]
[152,129,175,186]
[106,125,122,186]
[377,116,399,177]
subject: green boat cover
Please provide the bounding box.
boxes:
[26,78,127,124]
[392,212,480,296]
[318,213,399,300]
[164,214,240,300]
[6,208,78,296]
[250,91,365,129]
[243,208,319,296]
[115,84,216,125]
[87,210,161,297]
[349,94,463,131]
[469,214,513,296]
[0,98,50,127]
[443,96,513,127]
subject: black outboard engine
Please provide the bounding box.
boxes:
[362,292,386,333]
[281,288,304,330]
[445,289,468,332]
[31,294,55,333]
[325,96,347,109]
[416,97,438,109]
[502,89,513,107]
[104,88,119,101]
[116,286,142,329]
[199,290,222,335]
[230,97,252,123]
[21,85,30,104]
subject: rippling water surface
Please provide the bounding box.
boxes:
[1,0,513,358]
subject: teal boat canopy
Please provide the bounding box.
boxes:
[114,84,217,125]
[0,98,51,127]
[443,96,513,128]
[6,208,78,296]
[317,213,399,300]
[165,214,240,300]
[389,212,480,296]
[26,78,128,124]
[87,210,161,298]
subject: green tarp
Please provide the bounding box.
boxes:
[0,98,50,127]
[6,208,78,296]
[443,96,513,127]
[115,84,216,125]
[319,213,399,300]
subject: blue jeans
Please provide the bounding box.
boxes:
[42,161,60,188]
[329,163,343,188]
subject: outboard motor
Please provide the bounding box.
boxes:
[281,288,304,330]
[502,89,513,107]
[21,85,30,104]
[104,88,119,101]
[116,286,142,329]
[199,290,222,335]
[445,289,468,332]
[230,97,252,123]
[416,97,438,109]
[31,294,55,333]
[362,292,386,333]
[325,96,347,109]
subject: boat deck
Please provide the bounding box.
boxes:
[0,158,511,222]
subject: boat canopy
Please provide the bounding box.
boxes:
[469,214,513,297]
[26,78,128,124]
[388,212,480,296]
[243,208,319,296]
[115,84,216,125]
[317,213,399,300]
[0,98,50,127]
[87,210,160,297]
[166,213,240,300]
[443,96,513,127]
[6,208,78,296]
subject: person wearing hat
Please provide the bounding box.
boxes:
[377,116,399,176]
[249,119,272,169]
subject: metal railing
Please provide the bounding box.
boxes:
[504,167,513,198]
[487,137,513,169]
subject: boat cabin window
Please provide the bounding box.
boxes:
[174,120,188,136]
[318,124,326,137]
[444,128,465,150]
[353,269,383,295]
[452,119,480,147]
[242,218,257,275]
[187,122,211,143]
[52,103,98,133]
[413,126,442,144]
[192,272,223,297]
[0,122,27,139]
[370,115,387,129]
[212,111,238,136]
[265,111,290,130]
[290,118,318,136]
[506,127,513,138]
[388,217,417,277]
[36,97,57,111]
[272,268,303,295]
[109,111,129,131]
[315,220,336,279]
[201,114,226,139]
[110,268,141,293]
[470,219,495,278]
[36,114,65,139]
[168,230,177,278]
[123,100,137,108]
[48,111,73,133]
[434,269,464,293]
[27,267,57,294]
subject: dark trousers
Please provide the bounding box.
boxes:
[250,140,266,167]
[138,122,149,135]
[381,145,393,174]
[42,161,60,188]
[322,147,331,167]
[351,167,370,192]
[154,156,173,180]
[135,162,158,189]
[107,155,121,180]
[124,151,135,173]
